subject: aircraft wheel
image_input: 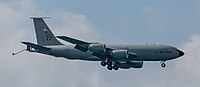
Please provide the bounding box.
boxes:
[101,61,106,66]
[161,63,166,67]
[113,65,119,70]
[107,65,112,70]
[107,61,112,66]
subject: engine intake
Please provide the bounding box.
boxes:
[88,44,106,53]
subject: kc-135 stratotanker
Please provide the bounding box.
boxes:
[13,17,184,70]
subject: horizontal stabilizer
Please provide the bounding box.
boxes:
[57,36,90,45]
[21,42,51,50]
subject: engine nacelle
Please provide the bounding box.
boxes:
[129,61,143,68]
[88,44,106,53]
[116,61,143,69]
[111,50,129,59]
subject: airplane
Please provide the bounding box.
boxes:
[13,17,184,70]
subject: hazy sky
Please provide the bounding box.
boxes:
[0,0,200,87]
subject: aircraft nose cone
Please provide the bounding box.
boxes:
[177,50,184,57]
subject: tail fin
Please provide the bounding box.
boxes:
[31,17,62,46]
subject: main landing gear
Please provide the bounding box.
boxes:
[160,61,166,68]
[100,61,119,71]
[101,61,106,66]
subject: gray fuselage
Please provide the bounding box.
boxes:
[42,44,182,62]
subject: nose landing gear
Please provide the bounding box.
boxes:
[160,61,166,68]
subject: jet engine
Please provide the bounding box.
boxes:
[88,44,106,53]
[116,61,143,69]
[111,50,129,59]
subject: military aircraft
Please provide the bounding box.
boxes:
[13,17,184,70]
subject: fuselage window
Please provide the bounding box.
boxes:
[155,51,172,54]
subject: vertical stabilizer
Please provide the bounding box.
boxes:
[31,17,62,46]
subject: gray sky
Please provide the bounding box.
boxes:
[0,0,200,87]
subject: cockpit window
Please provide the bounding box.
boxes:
[171,47,177,50]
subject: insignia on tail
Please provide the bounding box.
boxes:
[31,17,63,46]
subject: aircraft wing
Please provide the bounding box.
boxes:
[57,36,111,58]
[21,42,51,50]
[57,36,96,51]
[57,36,137,59]
[56,36,90,45]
